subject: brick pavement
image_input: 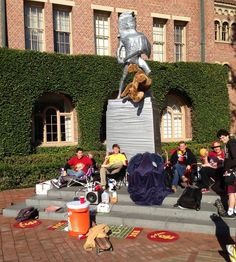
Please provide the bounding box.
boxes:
[0,188,235,262]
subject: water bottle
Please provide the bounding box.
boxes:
[101,190,110,204]
[111,190,118,204]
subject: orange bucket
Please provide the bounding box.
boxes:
[66,201,90,237]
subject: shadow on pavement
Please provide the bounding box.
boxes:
[210,213,235,262]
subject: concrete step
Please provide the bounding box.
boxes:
[3,200,236,235]
[46,186,221,205]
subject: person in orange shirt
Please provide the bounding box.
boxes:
[100,144,127,187]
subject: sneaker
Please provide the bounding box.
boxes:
[51,180,61,189]
[201,188,210,193]
[221,213,236,219]
[178,205,187,210]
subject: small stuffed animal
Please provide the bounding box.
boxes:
[121,64,152,103]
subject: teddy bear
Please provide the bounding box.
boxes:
[120,64,152,103]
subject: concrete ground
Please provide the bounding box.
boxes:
[0,188,235,262]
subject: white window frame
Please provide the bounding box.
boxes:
[53,7,72,54]
[24,3,45,51]
[174,22,186,62]
[94,10,111,56]
[153,18,166,62]
[161,104,186,142]
[214,20,221,41]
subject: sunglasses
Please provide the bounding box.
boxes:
[211,146,220,149]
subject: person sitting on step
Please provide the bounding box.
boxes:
[170,141,197,193]
[100,144,127,189]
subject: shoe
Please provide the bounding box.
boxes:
[171,185,177,193]
[178,205,187,210]
[201,188,210,193]
[51,180,61,189]
[221,213,236,219]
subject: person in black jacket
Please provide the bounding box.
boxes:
[217,129,236,219]
[170,141,197,192]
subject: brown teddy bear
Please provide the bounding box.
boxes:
[120,64,152,103]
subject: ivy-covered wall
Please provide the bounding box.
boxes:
[0,48,230,156]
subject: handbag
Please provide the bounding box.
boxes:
[224,168,236,185]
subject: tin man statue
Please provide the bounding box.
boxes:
[116,12,151,99]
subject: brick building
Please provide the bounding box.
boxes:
[0,0,236,144]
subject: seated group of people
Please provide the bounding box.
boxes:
[51,144,127,189]
[168,129,236,219]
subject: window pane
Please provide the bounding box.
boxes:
[24,5,44,51]
[153,19,165,62]
[163,110,172,138]
[60,115,72,141]
[94,12,110,56]
[53,9,70,54]
[174,24,184,62]
[46,108,57,142]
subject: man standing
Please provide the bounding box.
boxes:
[217,129,236,219]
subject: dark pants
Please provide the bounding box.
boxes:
[199,167,216,189]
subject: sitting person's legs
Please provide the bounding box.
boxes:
[171,163,186,191]
[66,169,85,178]
[100,161,124,187]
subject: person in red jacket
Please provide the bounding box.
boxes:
[51,147,92,188]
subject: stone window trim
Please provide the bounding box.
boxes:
[91,4,114,12]
[50,0,75,7]
[116,8,137,15]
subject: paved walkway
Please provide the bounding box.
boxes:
[0,188,235,262]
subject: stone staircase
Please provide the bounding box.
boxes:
[3,186,236,235]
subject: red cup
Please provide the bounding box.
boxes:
[80,196,85,204]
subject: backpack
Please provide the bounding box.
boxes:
[15,207,39,222]
[176,187,202,211]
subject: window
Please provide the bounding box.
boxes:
[153,19,166,62]
[222,21,229,41]
[174,22,186,62]
[94,11,110,55]
[53,8,71,54]
[24,4,44,51]
[214,20,220,41]
[32,93,77,146]
[231,23,236,43]
[162,105,183,139]
[160,94,192,142]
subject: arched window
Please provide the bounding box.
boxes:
[162,105,183,139]
[222,21,229,41]
[161,94,192,142]
[214,20,220,41]
[32,93,77,146]
[231,23,236,43]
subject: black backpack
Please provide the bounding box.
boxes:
[15,207,39,222]
[176,187,202,211]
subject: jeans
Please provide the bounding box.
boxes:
[172,163,186,186]
[66,169,85,178]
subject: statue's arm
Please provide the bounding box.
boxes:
[116,41,125,64]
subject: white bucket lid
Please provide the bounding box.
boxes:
[66,201,90,209]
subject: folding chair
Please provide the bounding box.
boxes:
[66,167,95,190]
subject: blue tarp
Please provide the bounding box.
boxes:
[127,152,171,205]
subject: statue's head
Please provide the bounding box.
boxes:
[118,12,136,34]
